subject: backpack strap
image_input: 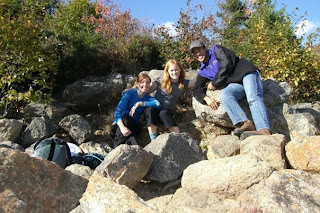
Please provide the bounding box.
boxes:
[85,153,104,162]
[47,139,56,161]
[64,142,72,166]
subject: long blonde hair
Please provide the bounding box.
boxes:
[161,59,186,94]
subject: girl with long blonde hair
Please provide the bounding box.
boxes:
[144,59,195,140]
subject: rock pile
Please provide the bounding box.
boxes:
[1,71,320,213]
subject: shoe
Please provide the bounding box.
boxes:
[240,129,271,140]
[234,120,256,136]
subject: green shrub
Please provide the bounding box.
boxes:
[238,0,320,102]
[46,0,100,87]
[126,34,163,73]
[0,0,58,117]
[216,0,320,103]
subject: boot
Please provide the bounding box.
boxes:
[240,128,272,140]
[234,120,256,136]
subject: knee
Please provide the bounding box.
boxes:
[220,90,230,103]
[144,107,155,116]
[246,94,263,105]
[159,110,171,118]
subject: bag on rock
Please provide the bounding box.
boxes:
[72,153,106,169]
[32,137,72,169]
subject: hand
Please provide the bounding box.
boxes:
[130,101,143,116]
[207,82,216,90]
[204,96,219,110]
[120,125,132,137]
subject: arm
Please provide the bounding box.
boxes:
[146,81,158,93]
[211,46,232,88]
[114,91,131,123]
[193,74,210,104]
[144,98,160,108]
[116,119,132,137]
[193,75,219,110]
[114,91,134,136]
[129,97,160,117]
[129,101,145,117]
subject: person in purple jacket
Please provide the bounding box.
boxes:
[111,73,160,147]
[190,40,271,139]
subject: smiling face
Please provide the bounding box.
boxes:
[192,47,208,63]
[137,76,151,93]
[167,64,181,82]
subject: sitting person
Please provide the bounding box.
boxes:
[189,40,271,139]
[144,59,195,140]
[111,73,160,148]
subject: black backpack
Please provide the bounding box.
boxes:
[33,137,72,169]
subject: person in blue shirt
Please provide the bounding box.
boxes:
[190,40,271,139]
[111,73,160,148]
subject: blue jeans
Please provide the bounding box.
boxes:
[220,71,270,131]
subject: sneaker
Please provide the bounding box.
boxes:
[234,120,256,136]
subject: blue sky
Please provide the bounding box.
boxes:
[114,0,319,40]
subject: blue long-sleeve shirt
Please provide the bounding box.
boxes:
[113,89,160,124]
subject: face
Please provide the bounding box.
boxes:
[192,47,207,63]
[137,77,151,93]
[168,64,181,82]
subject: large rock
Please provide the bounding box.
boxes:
[290,102,320,127]
[207,135,241,159]
[21,117,58,147]
[71,172,158,213]
[149,187,240,213]
[181,154,273,199]
[59,114,92,144]
[240,134,287,170]
[238,169,320,213]
[192,90,234,127]
[96,144,154,189]
[62,74,124,111]
[0,119,24,143]
[144,133,206,183]
[268,104,291,140]
[262,79,292,107]
[0,147,88,213]
[285,136,320,173]
[24,102,73,124]
[285,113,320,140]
[66,164,94,179]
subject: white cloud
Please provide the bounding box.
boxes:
[294,20,318,38]
[159,22,179,37]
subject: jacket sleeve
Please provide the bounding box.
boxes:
[144,96,160,108]
[211,46,232,89]
[114,91,131,123]
[193,74,210,104]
